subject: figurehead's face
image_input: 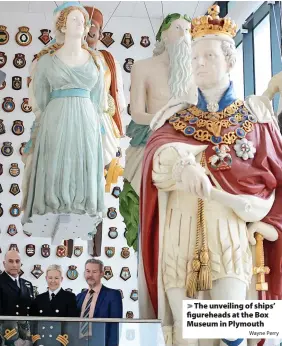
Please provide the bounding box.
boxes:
[61,8,86,38]
[162,18,190,45]
[56,6,89,40]
[192,39,230,89]
[86,19,101,48]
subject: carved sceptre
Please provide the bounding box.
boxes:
[253,233,270,291]
[209,188,270,291]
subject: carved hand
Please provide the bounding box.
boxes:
[247,221,278,245]
[181,163,212,199]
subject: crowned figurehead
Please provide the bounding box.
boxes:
[139,5,282,346]
[191,5,236,42]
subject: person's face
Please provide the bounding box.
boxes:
[192,39,230,89]
[163,18,190,44]
[46,270,63,291]
[84,263,103,287]
[86,19,101,48]
[63,9,85,38]
[4,251,21,277]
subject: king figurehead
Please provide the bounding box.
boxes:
[139,5,282,346]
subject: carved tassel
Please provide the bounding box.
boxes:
[198,250,212,291]
[187,257,200,298]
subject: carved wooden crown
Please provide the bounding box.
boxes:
[191,5,237,40]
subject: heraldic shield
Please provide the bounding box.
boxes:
[73,246,83,257]
[26,244,35,257]
[67,265,78,280]
[7,224,17,236]
[120,267,131,281]
[105,247,115,258]
[103,266,113,280]
[41,244,50,258]
[31,265,44,279]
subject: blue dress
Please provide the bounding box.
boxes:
[22,53,105,224]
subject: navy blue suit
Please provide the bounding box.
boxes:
[76,285,123,346]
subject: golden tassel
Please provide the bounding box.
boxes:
[198,249,212,290]
[187,256,201,298]
[186,198,202,298]
[198,154,213,291]
[186,151,213,297]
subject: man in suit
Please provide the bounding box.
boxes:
[76,259,123,346]
[0,250,34,344]
[30,264,78,317]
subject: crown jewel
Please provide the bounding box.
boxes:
[191,5,237,40]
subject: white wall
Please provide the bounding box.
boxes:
[0,8,161,320]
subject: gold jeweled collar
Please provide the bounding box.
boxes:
[169,99,258,145]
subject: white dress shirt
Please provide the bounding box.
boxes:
[6,272,20,287]
[48,287,61,300]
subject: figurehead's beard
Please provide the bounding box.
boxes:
[165,36,193,99]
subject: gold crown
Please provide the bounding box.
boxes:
[191,5,237,40]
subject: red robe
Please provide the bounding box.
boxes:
[140,119,282,319]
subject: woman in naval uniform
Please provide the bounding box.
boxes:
[30,264,78,317]
[30,265,79,346]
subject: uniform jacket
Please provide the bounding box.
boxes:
[30,288,79,317]
[30,289,79,346]
[0,271,34,316]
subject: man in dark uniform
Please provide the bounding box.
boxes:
[0,250,34,316]
[0,250,34,344]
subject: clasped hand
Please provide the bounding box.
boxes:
[180,163,212,199]
[247,221,278,245]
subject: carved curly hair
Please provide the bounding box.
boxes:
[36,6,99,69]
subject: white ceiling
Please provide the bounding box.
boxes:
[0,1,214,20]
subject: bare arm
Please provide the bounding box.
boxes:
[262,71,282,100]
[130,62,155,125]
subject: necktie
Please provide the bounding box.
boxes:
[51,293,55,300]
[15,278,20,288]
[80,289,95,336]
